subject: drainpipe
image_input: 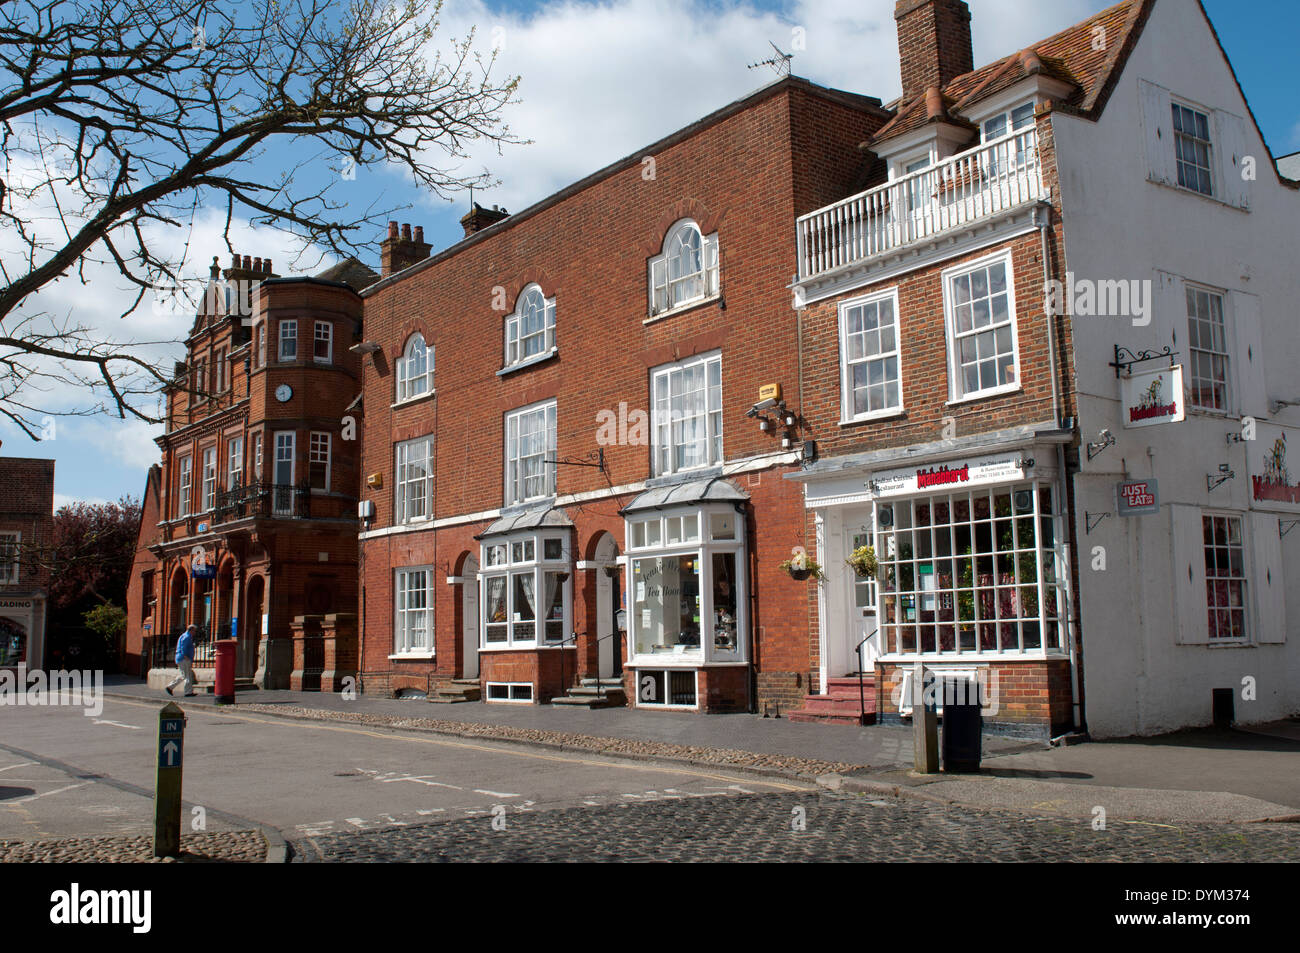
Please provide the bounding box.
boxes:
[1039,202,1082,731]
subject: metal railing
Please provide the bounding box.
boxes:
[149,624,214,669]
[853,628,879,727]
[796,129,1043,281]
[212,481,311,523]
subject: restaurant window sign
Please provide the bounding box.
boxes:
[870,455,1028,499]
[1120,365,1185,429]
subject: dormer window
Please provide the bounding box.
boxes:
[504,285,555,368]
[396,334,434,403]
[649,220,719,317]
[981,101,1034,141]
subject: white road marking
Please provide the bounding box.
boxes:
[9,781,92,804]
[380,775,462,790]
[0,761,37,773]
[93,719,143,730]
[472,789,519,798]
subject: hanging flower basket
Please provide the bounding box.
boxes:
[778,551,824,582]
[847,545,877,579]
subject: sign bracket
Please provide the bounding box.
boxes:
[1110,344,1178,379]
[1280,519,1300,539]
[1085,511,1110,534]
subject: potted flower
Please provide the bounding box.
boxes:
[847,544,877,579]
[779,549,824,582]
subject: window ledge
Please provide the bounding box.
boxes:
[498,348,558,377]
[946,384,1023,407]
[643,294,721,326]
[388,652,435,661]
[1203,640,1254,649]
[391,390,436,410]
[1152,178,1248,212]
[841,409,906,427]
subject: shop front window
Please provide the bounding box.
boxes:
[480,533,571,648]
[625,504,745,664]
[875,483,1066,657]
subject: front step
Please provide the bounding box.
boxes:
[786,674,877,726]
[429,680,481,703]
[551,682,626,709]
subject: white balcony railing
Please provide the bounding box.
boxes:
[796,130,1044,282]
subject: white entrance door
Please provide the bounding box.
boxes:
[462,556,479,679]
[848,527,880,673]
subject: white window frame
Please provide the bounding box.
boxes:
[272,431,296,515]
[278,319,297,362]
[313,320,333,364]
[1185,283,1231,414]
[505,400,557,505]
[395,334,435,404]
[1172,100,1214,197]
[1202,512,1248,642]
[253,433,263,481]
[395,436,434,523]
[839,288,903,423]
[393,566,435,657]
[651,350,723,476]
[177,455,192,518]
[255,322,266,367]
[480,532,572,650]
[633,669,700,710]
[0,531,20,586]
[227,437,244,490]
[201,446,217,512]
[505,285,556,368]
[309,431,331,492]
[980,100,1035,142]
[485,682,534,703]
[624,503,747,667]
[942,251,1020,403]
[648,219,719,317]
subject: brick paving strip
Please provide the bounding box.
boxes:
[235,702,862,778]
[0,830,268,863]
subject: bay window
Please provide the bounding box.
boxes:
[480,532,571,648]
[625,503,745,668]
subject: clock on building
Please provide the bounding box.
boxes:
[275,384,293,403]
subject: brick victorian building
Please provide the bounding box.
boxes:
[355,84,891,711]
[789,0,1300,736]
[124,254,375,689]
[0,456,55,670]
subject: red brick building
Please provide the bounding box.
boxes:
[355,79,891,711]
[0,456,55,670]
[124,254,374,689]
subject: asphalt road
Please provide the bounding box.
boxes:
[0,694,811,847]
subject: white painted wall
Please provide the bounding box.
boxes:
[1052,0,1300,736]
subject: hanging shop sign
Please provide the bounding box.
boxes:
[1248,424,1300,511]
[1116,478,1160,516]
[869,454,1028,499]
[1120,365,1185,429]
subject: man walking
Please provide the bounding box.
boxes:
[166,624,199,697]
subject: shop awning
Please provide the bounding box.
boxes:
[620,477,748,515]
[477,505,574,538]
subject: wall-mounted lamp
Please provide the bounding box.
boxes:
[1269,398,1299,414]
[781,410,797,428]
[758,417,772,432]
[1207,464,1234,492]
[781,434,793,450]
[1016,457,1036,470]
[1086,429,1115,461]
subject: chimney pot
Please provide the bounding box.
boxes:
[231,253,240,269]
[243,255,252,270]
[253,257,262,272]
[401,223,412,241]
[263,258,272,274]
[413,225,424,243]
[925,86,945,120]
[388,220,399,238]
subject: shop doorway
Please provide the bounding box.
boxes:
[242,575,264,679]
[594,533,621,679]
[829,511,878,677]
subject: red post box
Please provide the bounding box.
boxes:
[214,639,237,705]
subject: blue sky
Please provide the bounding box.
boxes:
[2,0,1296,510]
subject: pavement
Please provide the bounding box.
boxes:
[97,675,1300,826]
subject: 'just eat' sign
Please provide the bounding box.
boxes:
[1117,479,1160,517]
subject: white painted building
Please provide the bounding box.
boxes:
[1055,0,1300,736]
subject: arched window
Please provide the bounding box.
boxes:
[649,220,719,316]
[396,334,434,403]
[505,285,556,368]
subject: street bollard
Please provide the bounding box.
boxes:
[912,664,939,774]
[154,701,186,858]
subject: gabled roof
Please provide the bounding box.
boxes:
[1279,152,1300,182]
[872,0,1151,145]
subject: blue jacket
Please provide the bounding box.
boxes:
[175,630,195,663]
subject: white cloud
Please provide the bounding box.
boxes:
[53,491,111,511]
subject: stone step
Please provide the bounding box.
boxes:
[787,710,873,726]
[579,677,625,688]
[550,694,625,709]
[429,685,481,703]
[566,685,625,697]
[451,678,481,687]
[798,694,875,714]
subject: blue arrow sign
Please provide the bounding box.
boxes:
[159,738,182,768]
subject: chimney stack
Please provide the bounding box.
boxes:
[895,0,973,101]
[380,220,432,277]
[460,203,509,238]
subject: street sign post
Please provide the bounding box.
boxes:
[154,701,186,858]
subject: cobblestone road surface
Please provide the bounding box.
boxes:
[295,792,1300,863]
